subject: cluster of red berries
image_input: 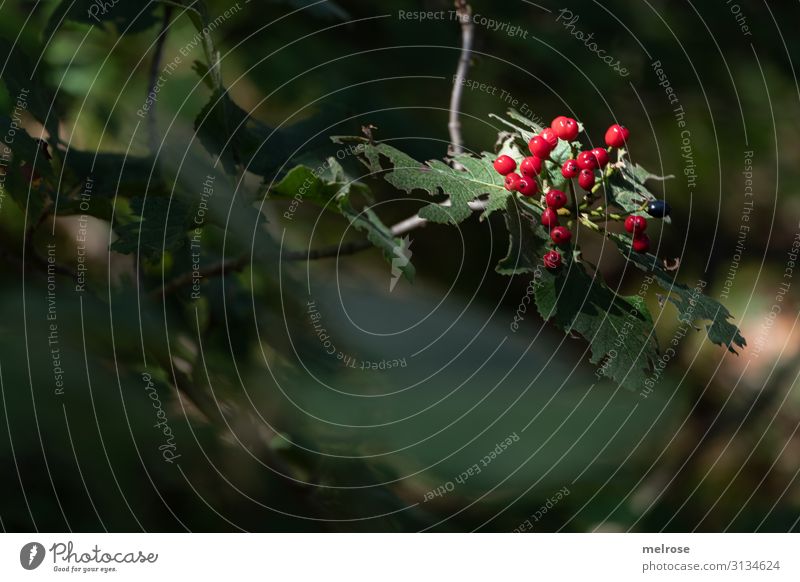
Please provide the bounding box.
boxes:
[492,116,638,270]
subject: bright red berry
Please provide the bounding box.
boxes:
[529,136,553,158]
[543,250,562,269]
[539,127,558,149]
[624,215,648,235]
[561,159,580,179]
[576,150,598,171]
[545,189,567,209]
[591,147,609,168]
[632,234,650,253]
[551,116,567,131]
[520,156,543,177]
[493,155,517,175]
[504,172,522,192]
[552,116,579,141]
[605,124,630,148]
[517,177,538,197]
[541,207,559,227]
[550,226,572,245]
[578,169,595,190]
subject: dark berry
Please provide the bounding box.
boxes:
[543,250,562,269]
[550,226,572,245]
[576,150,598,171]
[578,169,595,190]
[517,177,538,197]
[561,159,580,179]
[605,124,630,148]
[646,200,671,218]
[552,116,579,141]
[591,147,609,168]
[493,155,517,175]
[520,156,543,177]
[504,172,522,192]
[545,189,567,209]
[632,234,650,253]
[529,136,553,158]
[540,127,558,149]
[541,207,559,227]
[624,215,648,235]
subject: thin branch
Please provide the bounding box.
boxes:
[448,0,474,157]
[151,255,248,299]
[147,6,173,152]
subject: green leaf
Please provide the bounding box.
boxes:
[270,159,368,205]
[333,137,508,225]
[111,196,191,260]
[495,197,550,276]
[498,198,659,390]
[607,157,673,223]
[609,234,746,353]
[339,199,415,284]
[0,38,59,139]
[0,117,53,215]
[271,160,413,283]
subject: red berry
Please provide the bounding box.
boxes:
[543,250,562,269]
[529,136,553,158]
[561,159,580,179]
[624,215,648,235]
[493,155,517,175]
[576,150,598,171]
[517,177,538,197]
[550,226,572,245]
[591,147,609,168]
[539,127,558,149]
[504,172,522,192]
[632,234,650,253]
[578,169,595,190]
[545,189,567,209]
[605,124,630,148]
[520,156,543,177]
[552,116,579,141]
[541,207,559,227]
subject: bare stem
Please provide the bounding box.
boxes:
[448,0,474,158]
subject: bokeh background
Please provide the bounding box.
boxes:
[1,0,799,532]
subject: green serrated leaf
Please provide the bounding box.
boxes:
[334,138,507,225]
[111,196,190,260]
[339,199,415,284]
[608,158,673,223]
[270,161,413,282]
[609,233,746,352]
[499,198,658,390]
[495,197,549,275]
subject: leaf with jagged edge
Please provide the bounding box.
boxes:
[270,159,413,283]
[608,233,746,353]
[332,137,509,225]
[607,156,674,223]
[498,197,659,390]
[339,199,415,284]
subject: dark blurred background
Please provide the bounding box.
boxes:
[0,0,799,532]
